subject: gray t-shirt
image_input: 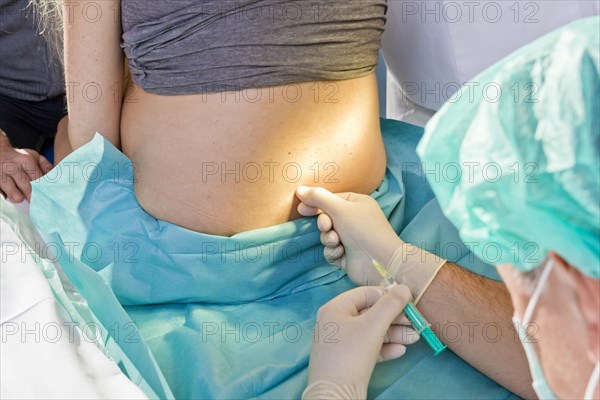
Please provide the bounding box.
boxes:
[0,0,64,101]
[121,0,387,95]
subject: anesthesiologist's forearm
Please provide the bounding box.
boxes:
[418,262,537,399]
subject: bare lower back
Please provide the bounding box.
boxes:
[120,74,386,236]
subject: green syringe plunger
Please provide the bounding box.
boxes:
[372,260,447,356]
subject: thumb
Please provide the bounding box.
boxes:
[365,284,411,328]
[296,186,346,217]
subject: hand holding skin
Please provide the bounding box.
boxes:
[303,284,418,399]
[295,186,404,286]
[296,186,446,303]
[1,130,53,202]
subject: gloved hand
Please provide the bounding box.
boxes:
[303,284,418,400]
[296,186,446,303]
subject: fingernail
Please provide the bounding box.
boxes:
[398,345,407,356]
[296,186,309,195]
[405,329,421,344]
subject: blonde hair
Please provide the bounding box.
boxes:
[28,0,132,90]
[29,0,64,65]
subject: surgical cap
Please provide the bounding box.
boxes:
[417,16,600,279]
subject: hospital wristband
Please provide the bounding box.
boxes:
[388,243,447,305]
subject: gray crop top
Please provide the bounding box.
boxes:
[120,0,387,95]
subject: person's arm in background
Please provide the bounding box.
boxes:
[295,187,537,399]
[63,0,123,149]
[0,129,53,202]
[418,262,537,399]
[53,115,72,164]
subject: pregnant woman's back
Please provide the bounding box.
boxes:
[65,0,387,235]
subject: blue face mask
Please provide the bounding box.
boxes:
[513,259,600,400]
[512,258,557,400]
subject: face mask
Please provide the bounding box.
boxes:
[584,362,599,400]
[513,258,600,400]
[512,257,557,399]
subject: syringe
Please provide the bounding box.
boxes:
[372,259,446,356]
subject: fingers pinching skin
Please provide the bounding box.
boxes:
[297,202,321,217]
[320,230,340,247]
[297,185,406,289]
[316,213,333,232]
[296,186,345,218]
[323,245,344,262]
[325,252,345,269]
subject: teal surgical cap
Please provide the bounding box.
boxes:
[417,16,600,279]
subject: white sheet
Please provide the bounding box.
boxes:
[0,201,146,399]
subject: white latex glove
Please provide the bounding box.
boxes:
[303,284,418,399]
[296,186,446,303]
[296,186,403,285]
